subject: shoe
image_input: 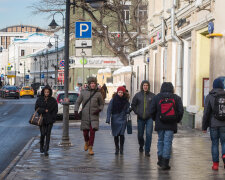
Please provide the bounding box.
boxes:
[145,152,150,157]
[139,147,144,153]
[115,147,119,155]
[84,141,89,151]
[161,158,171,170]
[44,151,49,156]
[88,146,94,155]
[157,156,163,167]
[212,162,219,171]
[40,146,44,153]
[120,148,123,155]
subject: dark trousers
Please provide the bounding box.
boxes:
[114,135,125,149]
[83,125,96,146]
[40,123,53,151]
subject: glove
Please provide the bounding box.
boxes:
[93,109,101,115]
[74,111,80,120]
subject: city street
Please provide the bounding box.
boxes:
[2,104,225,180]
[0,97,39,173]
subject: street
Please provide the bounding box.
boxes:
[0,97,39,173]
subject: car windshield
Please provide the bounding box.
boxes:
[7,86,17,90]
[23,87,31,90]
[58,93,78,103]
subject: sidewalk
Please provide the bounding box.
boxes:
[4,113,225,180]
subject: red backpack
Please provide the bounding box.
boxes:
[159,97,177,123]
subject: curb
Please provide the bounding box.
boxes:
[0,137,36,180]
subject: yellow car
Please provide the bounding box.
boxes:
[20,86,34,98]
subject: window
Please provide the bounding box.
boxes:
[123,10,130,24]
[139,10,148,21]
[33,49,36,53]
[21,50,25,56]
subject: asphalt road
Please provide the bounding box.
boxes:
[0,97,39,174]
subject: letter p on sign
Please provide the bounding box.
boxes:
[75,22,92,39]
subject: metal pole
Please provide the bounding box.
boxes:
[56,35,59,86]
[59,0,71,146]
[82,55,84,85]
[24,61,25,86]
[39,56,41,85]
[46,49,49,85]
[34,60,36,83]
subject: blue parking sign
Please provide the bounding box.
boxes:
[75,22,92,39]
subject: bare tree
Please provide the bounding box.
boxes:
[31,0,148,65]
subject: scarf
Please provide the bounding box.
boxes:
[112,94,128,114]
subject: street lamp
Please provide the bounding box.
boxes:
[34,57,37,83]
[49,11,65,32]
[49,0,106,147]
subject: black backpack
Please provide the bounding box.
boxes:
[159,96,177,123]
[214,92,225,121]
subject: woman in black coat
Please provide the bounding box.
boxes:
[35,85,58,156]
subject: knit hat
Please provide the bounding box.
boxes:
[213,78,224,89]
[87,77,97,85]
[117,86,126,93]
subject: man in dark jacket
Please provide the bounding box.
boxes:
[150,82,183,170]
[131,80,155,156]
[202,77,225,171]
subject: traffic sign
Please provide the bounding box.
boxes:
[25,75,29,80]
[75,22,92,39]
[7,66,11,71]
[75,40,92,48]
[60,60,65,67]
[41,74,45,79]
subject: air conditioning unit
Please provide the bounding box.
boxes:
[195,0,203,7]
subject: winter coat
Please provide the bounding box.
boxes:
[131,80,155,120]
[35,86,58,125]
[149,82,184,133]
[74,87,104,131]
[106,97,130,136]
[202,89,225,130]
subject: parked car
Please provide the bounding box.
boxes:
[37,86,45,97]
[52,85,64,97]
[0,85,7,97]
[20,86,34,98]
[2,86,20,99]
[55,91,79,120]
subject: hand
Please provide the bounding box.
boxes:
[93,109,101,115]
[203,130,207,133]
[74,111,80,120]
[46,109,48,113]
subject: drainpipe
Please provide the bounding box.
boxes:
[171,0,183,98]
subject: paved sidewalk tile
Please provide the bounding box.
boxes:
[5,117,225,180]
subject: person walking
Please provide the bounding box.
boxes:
[131,80,155,157]
[202,77,225,171]
[74,77,104,155]
[106,86,130,155]
[150,82,184,170]
[35,85,58,156]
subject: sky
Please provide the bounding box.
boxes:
[0,0,62,30]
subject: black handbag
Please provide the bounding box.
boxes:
[75,90,98,120]
[29,109,43,126]
[127,113,132,134]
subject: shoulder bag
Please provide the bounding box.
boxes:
[29,108,43,126]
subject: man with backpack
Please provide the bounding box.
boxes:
[202,77,225,171]
[150,82,184,170]
[131,80,155,157]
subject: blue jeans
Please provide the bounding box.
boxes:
[157,130,174,159]
[137,118,153,153]
[210,127,225,162]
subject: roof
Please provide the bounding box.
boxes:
[128,45,150,58]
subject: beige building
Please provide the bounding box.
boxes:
[129,0,225,129]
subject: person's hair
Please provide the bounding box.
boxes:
[112,91,129,100]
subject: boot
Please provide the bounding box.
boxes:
[84,141,89,151]
[114,136,119,155]
[161,158,171,170]
[88,146,94,155]
[44,146,49,156]
[40,141,44,153]
[120,136,125,155]
[157,156,163,167]
[223,154,225,169]
[212,162,219,171]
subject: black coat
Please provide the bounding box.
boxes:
[149,82,184,133]
[35,86,58,125]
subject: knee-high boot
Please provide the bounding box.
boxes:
[120,135,125,155]
[114,136,119,155]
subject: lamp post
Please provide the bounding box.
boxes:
[47,34,59,86]
[34,57,37,83]
[49,0,106,147]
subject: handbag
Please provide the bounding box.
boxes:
[29,109,43,126]
[76,89,98,120]
[127,113,132,134]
